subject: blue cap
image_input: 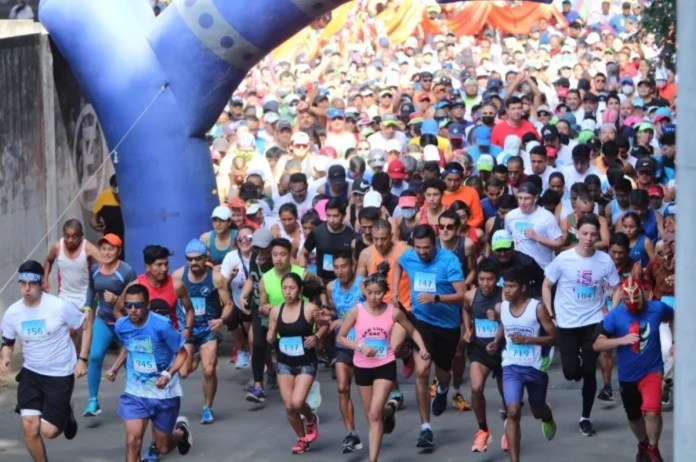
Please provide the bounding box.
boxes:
[448,123,465,138]
[474,126,491,146]
[632,97,645,109]
[326,107,344,119]
[560,112,577,126]
[654,107,672,120]
[620,76,634,86]
[185,238,208,256]
[421,119,439,136]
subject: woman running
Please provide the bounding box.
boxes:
[267,272,327,454]
[337,262,430,462]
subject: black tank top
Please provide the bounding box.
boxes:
[399,218,416,246]
[275,301,317,367]
[354,237,369,261]
[471,287,502,349]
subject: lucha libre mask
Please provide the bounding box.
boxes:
[622,275,643,314]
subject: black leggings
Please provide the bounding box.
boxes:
[558,323,600,419]
[251,310,269,384]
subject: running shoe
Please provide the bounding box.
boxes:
[266,370,278,389]
[662,379,673,407]
[291,438,310,454]
[83,397,102,417]
[501,432,509,452]
[383,401,396,434]
[452,392,471,411]
[542,419,557,441]
[341,433,363,453]
[579,419,596,437]
[645,445,664,462]
[304,413,319,443]
[141,443,160,462]
[175,416,193,455]
[416,428,434,448]
[245,385,265,403]
[597,385,614,402]
[428,379,437,398]
[235,349,250,369]
[431,386,448,417]
[499,407,507,421]
[402,351,415,378]
[471,429,492,452]
[230,345,239,363]
[636,441,649,462]
[64,405,78,440]
[200,406,215,424]
[389,389,404,410]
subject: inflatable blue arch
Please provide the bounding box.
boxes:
[39,0,551,269]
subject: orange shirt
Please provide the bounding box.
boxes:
[368,242,411,310]
[442,185,484,229]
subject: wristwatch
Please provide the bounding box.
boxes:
[434,295,441,303]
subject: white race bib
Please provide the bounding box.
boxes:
[508,343,534,365]
[279,336,305,357]
[191,297,207,316]
[414,272,437,293]
[474,319,498,339]
[132,352,157,374]
[363,337,389,359]
[21,319,47,341]
[322,254,334,271]
[575,285,597,303]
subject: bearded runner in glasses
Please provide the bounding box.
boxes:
[392,224,467,450]
[105,284,193,462]
[172,239,232,425]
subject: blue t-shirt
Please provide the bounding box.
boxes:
[481,197,499,221]
[86,261,136,325]
[399,248,464,329]
[115,312,185,399]
[602,301,673,382]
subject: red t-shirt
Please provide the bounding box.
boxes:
[490,120,539,147]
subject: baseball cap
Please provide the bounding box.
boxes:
[276,120,292,131]
[399,196,417,208]
[536,104,551,116]
[636,157,657,173]
[185,238,208,256]
[364,190,383,208]
[491,230,513,251]
[237,132,256,150]
[409,112,424,125]
[368,149,386,167]
[328,164,346,184]
[382,114,399,126]
[319,146,338,159]
[251,228,273,248]
[503,135,522,152]
[246,202,262,215]
[474,126,491,146]
[352,180,371,195]
[423,145,440,162]
[638,122,655,132]
[211,205,232,221]
[447,123,465,139]
[326,107,345,119]
[97,233,123,248]
[262,101,279,113]
[477,154,495,172]
[632,98,646,109]
[291,131,310,145]
[541,124,558,140]
[387,160,406,180]
[648,186,664,198]
[554,77,571,88]
[620,76,634,86]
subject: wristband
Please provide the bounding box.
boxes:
[183,326,192,331]
[160,370,172,379]
[355,343,363,353]
[78,356,88,362]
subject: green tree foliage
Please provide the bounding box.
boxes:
[641,0,676,71]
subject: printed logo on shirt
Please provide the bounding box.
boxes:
[575,270,597,303]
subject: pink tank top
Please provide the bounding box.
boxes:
[353,303,396,369]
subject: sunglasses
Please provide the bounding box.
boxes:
[124,301,146,310]
[538,111,550,117]
[330,116,344,121]
[421,79,432,83]
[238,236,253,244]
[293,144,308,149]
[438,224,456,231]
[290,187,307,194]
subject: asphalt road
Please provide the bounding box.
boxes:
[0,347,673,462]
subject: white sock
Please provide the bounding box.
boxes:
[437,384,448,394]
[421,423,432,431]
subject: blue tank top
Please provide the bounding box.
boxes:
[629,234,649,267]
[208,230,233,265]
[642,209,659,243]
[179,267,220,335]
[610,199,629,226]
[332,276,364,349]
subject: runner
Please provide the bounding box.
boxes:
[43,219,100,309]
[593,272,673,462]
[199,205,235,266]
[0,260,83,462]
[542,215,620,436]
[266,272,327,454]
[104,284,193,462]
[462,258,506,452]
[322,251,364,453]
[337,262,431,462]
[499,267,558,462]
[79,234,136,417]
[172,239,233,424]
[392,224,466,449]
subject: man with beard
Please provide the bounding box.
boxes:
[172,239,232,425]
[273,172,316,218]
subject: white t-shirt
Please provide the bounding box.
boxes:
[505,206,562,269]
[273,192,316,218]
[220,250,251,307]
[554,144,575,170]
[0,293,84,377]
[545,248,620,329]
[561,164,602,192]
[525,165,558,192]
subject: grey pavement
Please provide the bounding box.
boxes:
[0,347,673,462]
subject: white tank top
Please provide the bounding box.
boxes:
[501,297,550,372]
[57,238,89,308]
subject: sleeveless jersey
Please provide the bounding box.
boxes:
[57,238,90,309]
[179,267,220,336]
[332,276,364,349]
[353,303,396,369]
[208,230,233,265]
[501,297,550,372]
[368,242,411,310]
[137,274,179,329]
[471,287,502,350]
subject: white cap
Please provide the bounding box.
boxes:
[503,135,522,153]
[313,155,329,173]
[586,32,601,45]
[246,202,262,215]
[364,190,383,208]
[385,139,403,153]
[246,167,266,182]
[237,132,256,150]
[291,131,310,145]
[211,205,232,220]
[263,112,279,124]
[581,119,597,132]
[423,145,440,162]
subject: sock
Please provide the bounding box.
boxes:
[579,417,590,423]
[452,387,461,395]
[421,423,432,431]
[349,430,357,437]
[437,384,449,394]
[478,422,488,432]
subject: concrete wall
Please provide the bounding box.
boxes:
[0,23,113,311]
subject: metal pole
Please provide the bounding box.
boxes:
[675,1,694,460]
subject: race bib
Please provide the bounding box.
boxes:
[279,336,305,357]
[661,295,676,309]
[132,352,157,374]
[21,319,47,341]
[474,319,498,339]
[191,297,207,316]
[363,337,389,359]
[575,286,597,303]
[322,254,334,272]
[414,272,437,293]
[508,343,534,364]
[513,222,532,243]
